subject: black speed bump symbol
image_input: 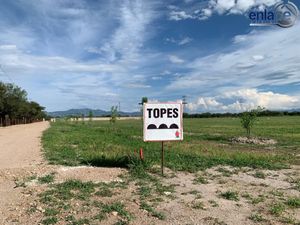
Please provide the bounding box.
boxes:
[147,123,179,129]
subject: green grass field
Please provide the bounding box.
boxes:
[42,116,300,172]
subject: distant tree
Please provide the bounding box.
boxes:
[140,97,148,119]
[88,110,93,121]
[240,106,264,137]
[110,106,118,124]
[141,97,148,104]
[0,82,45,125]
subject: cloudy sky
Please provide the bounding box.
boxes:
[0,0,299,112]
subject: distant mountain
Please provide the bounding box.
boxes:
[47,108,140,117]
[288,108,300,112]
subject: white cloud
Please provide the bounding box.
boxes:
[205,0,281,18]
[169,11,194,21]
[252,55,264,61]
[169,0,281,21]
[0,45,17,50]
[167,22,300,93]
[0,46,119,73]
[124,83,151,88]
[161,70,171,75]
[178,37,193,45]
[168,55,185,64]
[188,89,300,112]
[151,76,162,80]
[166,36,192,45]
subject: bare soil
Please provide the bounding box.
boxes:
[231,136,278,145]
[0,123,299,225]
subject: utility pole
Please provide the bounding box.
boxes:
[118,102,121,118]
[182,95,187,113]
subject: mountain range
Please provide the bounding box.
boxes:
[47,108,141,117]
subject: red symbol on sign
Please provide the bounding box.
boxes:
[175,130,180,138]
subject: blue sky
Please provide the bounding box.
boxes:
[0,0,299,112]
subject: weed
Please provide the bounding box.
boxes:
[285,197,300,208]
[38,173,55,184]
[155,183,175,196]
[220,191,239,201]
[270,190,284,197]
[191,201,205,210]
[270,202,285,216]
[253,171,266,179]
[280,216,296,224]
[95,187,113,197]
[217,168,233,177]
[102,202,132,221]
[26,206,37,214]
[44,208,59,217]
[14,180,26,188]
[140,201,166,220]
[208,200,219,207]
[241,192,252,200]
[193,175,208,184]
[251,196,265,205]
[93,212,106,221]
[114,220,129,225]
[138,185,152,199]
[182,190,200,195]
[41,217,58,225]
[72,218,90,225]
[290,179,300,191]
[249,214,265,222]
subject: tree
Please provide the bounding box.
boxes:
[110,106,118,124]
[0,82,45,126]
[88,110,93,121]
[141,97,148,104]
[240,106,264,137]
[140,97,148,119]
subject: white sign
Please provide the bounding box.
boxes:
[143,102,183,142]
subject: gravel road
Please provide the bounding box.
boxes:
[0,122,49,224]
[0,122,49,169]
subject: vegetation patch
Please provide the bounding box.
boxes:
[249,214,266,222]
[193,175,209,184]
[191,201,206,210]
[38,173,55,184]
[270,202,286,216]
[217,167,234,177]
[36,179,131,224]
[219,191,239,201]
[140,202,166,220]
[253,171,266,179]
[285,197,300,208]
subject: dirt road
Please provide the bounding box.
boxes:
[0,122,49,169]
[0,122,49,224]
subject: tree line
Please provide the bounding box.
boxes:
[183,110,300,118]
[0,82,46,126]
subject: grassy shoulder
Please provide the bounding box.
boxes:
[41,117,300,171]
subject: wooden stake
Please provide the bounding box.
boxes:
[161,141,164,176]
